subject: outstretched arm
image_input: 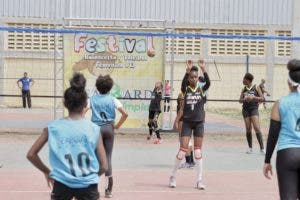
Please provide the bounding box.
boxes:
[198,60,210,91]
[186,60,193,73]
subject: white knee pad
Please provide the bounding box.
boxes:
[194,148,202,160]
[176,148,187,160]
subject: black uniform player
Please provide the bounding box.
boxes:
[239,73,265,154]
[179,60,210,168]
[147,81,163,144]
[170,60,210,189]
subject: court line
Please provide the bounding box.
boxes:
[0,190,275,194]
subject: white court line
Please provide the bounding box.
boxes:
[0,190,275,194]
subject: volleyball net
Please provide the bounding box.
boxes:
[0,24,297,129]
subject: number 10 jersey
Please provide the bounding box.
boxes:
[48,118,100,188]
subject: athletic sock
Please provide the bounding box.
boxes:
[185,155,191,163]
[256,132,264,150]
[195,158,203,182]
[149,129,153,136]
[246,132,252,148]
[108,176,113,192]
[171,158,181,178]
[190,151,194,164]
[105,176,109,190]
[155,130,161,139]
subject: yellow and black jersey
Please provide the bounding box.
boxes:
[149,88,162,112]
[183,85,206,122]
[242,84,259,110]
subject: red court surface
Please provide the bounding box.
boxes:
[0,132,279,200]
[0,169,278,200]
[0,109,278,199]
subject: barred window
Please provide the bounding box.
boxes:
[166,29,201,55]
[6,23,63,51]
[275,31,291,57]
[210,29,265,56]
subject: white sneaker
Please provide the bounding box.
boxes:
[246,148,253,154]
[260,149,265,155]
[169,176,176,188]
[196,181,206,190]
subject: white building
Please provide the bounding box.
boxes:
[0,0,298,109]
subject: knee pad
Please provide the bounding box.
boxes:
[147,122,152,129]
[194,147,202,160]
[176,148,187,160]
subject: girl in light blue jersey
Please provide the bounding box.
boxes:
[263,59,300,199]
[90,75,128,198]
[27,73,108,200]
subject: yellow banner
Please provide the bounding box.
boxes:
[64,34,163,128]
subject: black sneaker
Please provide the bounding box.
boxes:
[105,189,113,198]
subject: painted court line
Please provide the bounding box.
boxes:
[0,190,275,194]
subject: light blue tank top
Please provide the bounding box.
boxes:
[48,118,100,188]
[277,92,300,151]
[90,94,116,126]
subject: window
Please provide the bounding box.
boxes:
[275,31,291,57]
[7,23,63,51]
[166,29,201,55]
[210,29,265,56]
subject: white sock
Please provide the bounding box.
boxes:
[195,158,203,182]
[171,158,182,178]
[105,176,109,189]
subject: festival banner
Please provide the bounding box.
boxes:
[64,33,163,128]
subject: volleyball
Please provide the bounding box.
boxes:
[147,49,155,57]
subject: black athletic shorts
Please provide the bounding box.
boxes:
[242,108,259,118]
[181,121,204,137]
[51,181,99,200]
[164,96,170,103]
[149,111,160,120]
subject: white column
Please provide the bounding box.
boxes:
[292,0,300,58]
[265,29,275,98]
[0,21,5,104]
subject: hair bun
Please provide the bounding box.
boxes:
[70,73,86,92]
[287,59,300,72]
